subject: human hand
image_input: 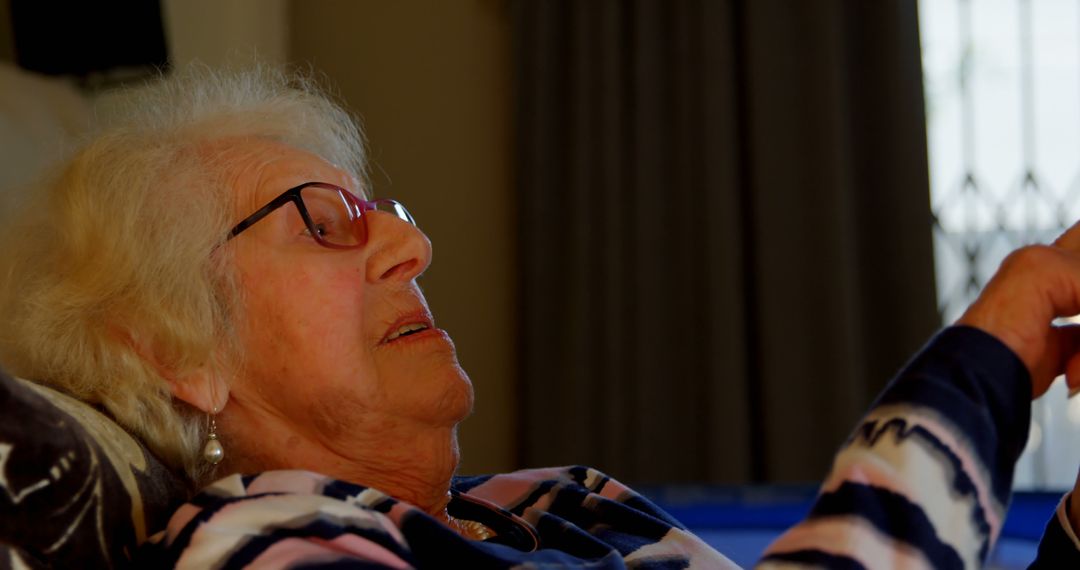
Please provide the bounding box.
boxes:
[1070,468,1080,538]
[955,222,1080,399]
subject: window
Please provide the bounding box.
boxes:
[921,0,1080,489]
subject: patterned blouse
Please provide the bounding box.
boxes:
[137,327,1080,568]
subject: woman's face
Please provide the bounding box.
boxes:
[222,139,473,458]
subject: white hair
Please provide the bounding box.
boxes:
[0,63,367,481]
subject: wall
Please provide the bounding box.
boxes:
[91,0,288,121]
[290,1,516,475]
[162,0,287,67]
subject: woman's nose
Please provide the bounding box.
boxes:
[363,211,432,283]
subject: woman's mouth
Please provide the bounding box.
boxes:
[385,322,430,341]
[380,310,437,344]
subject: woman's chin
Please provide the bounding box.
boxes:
[433,366,475,425]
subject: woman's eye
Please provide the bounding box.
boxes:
[304,222,330,238]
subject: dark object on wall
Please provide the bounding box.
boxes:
[9,0,168,84]
[513,0,938,484]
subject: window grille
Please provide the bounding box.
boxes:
[921,0,1080,489]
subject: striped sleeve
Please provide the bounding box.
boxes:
[758,326,1035,569]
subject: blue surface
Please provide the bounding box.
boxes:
[643,485,1061,568]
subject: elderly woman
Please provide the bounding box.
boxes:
[1,66,1080,568]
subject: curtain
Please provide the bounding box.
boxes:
[513,0,939,483]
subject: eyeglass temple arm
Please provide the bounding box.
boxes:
[227,192,300,239]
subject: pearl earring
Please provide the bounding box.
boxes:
[202,410,224,465]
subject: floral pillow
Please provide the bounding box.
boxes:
[0,370,187,569]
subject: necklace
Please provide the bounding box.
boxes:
[449,515,495,541]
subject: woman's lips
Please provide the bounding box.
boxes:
[380,310,436,344]
[386,322,430,341]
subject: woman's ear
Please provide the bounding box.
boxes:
[120,328,230,413]
[168,369,230,414]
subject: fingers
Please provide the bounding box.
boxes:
[1054,219,1080,251]
[997,246,1080,320]
[1057,325,1080,398]
[966,222,1080,399]
[959,247,1080,396]
[1051,222,1080,329]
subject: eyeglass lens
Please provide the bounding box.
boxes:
[299,185,363,246]
[297,185,415,247]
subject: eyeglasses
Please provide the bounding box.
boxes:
[227,182,416,249]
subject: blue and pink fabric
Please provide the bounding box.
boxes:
[138,327,1080,568]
